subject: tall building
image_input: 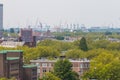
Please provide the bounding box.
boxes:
[0,4,3,38]
[0,4,3,30]
[0,50,37,80]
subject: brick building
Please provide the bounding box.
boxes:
[0,50,37,80]
[19,28,36,47]
[30,58,90,78]
[23,65,37,80]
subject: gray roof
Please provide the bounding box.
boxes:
[0,41,25,48]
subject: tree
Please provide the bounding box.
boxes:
[53,59,79,80]
[42,72,61,80]
[83,52,120,80]
[55,36,64,40]
[65,49,85,59]
[0,78,7,80]
[10,28,14,33]
[79,37,88,51]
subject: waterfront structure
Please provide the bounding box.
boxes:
[0,50,37,80]
[30,58,90,78]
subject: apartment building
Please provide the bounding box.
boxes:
[23,65,37,80]
[0,50,37,80]
[30,58,90,78]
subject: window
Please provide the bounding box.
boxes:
[36,63,40,67]
[85,63,88,68]
[80,64,83,68]
[10,63,19,71]
[43,68,47,72]
[37,69,40,73]
[42,63,47,67]
[10,74,19,79]
[32,69,37,75]
[49,63,51,67]
[79,69,83,75]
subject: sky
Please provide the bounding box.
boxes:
[1,0,120,28]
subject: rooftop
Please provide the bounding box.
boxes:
[7,50,23,53]
[0,50,23,54]
[23,64,37,68]
[7,57,19,60]
[0,41,25,48]
[30,58,90,63]
[0,50,7,54]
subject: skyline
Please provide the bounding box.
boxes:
[1,0,120,28]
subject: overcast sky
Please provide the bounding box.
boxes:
[1,0,120,28]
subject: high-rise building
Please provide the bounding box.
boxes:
[0,4,3,30]
[0,4,3,38]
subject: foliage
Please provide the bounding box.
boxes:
[10,28,14,33]
[105,31,112,35]
[0,77,16,80]
[65,49,85,59]
[83,52,120,80]
[0,78,7,80]
[37,39,76,51]
[55,36,64,40]
[42,72,61,80]
[53,59,79,80]
[79,37,88,51]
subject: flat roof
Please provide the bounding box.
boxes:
[0,50,7,54]
[30,59,90,63]
[7,57,19,60]
[23,64,37,68]
[0,50,23,54]
[7,50,23,53]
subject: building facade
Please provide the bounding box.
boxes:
[0,50,37,80]
[30,58,90,78]
[23,65,37,80]
[19,28,36,47]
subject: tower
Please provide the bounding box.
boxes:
[0,4,3,38]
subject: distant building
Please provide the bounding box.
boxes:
[33,30,54,41]
[19,28,36,47]
[0,4,3,38]
[0,41,25,48]
[30,58,90,78]
[0,50,37,80]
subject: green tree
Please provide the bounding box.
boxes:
[84,52,120,80]
[42,72,61,80]
[65,49,85,59]
[55,36,64,40]
[10,28,14,33]
[79,37,88,51]
[53,59,79,80]
[0,78,7,80]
